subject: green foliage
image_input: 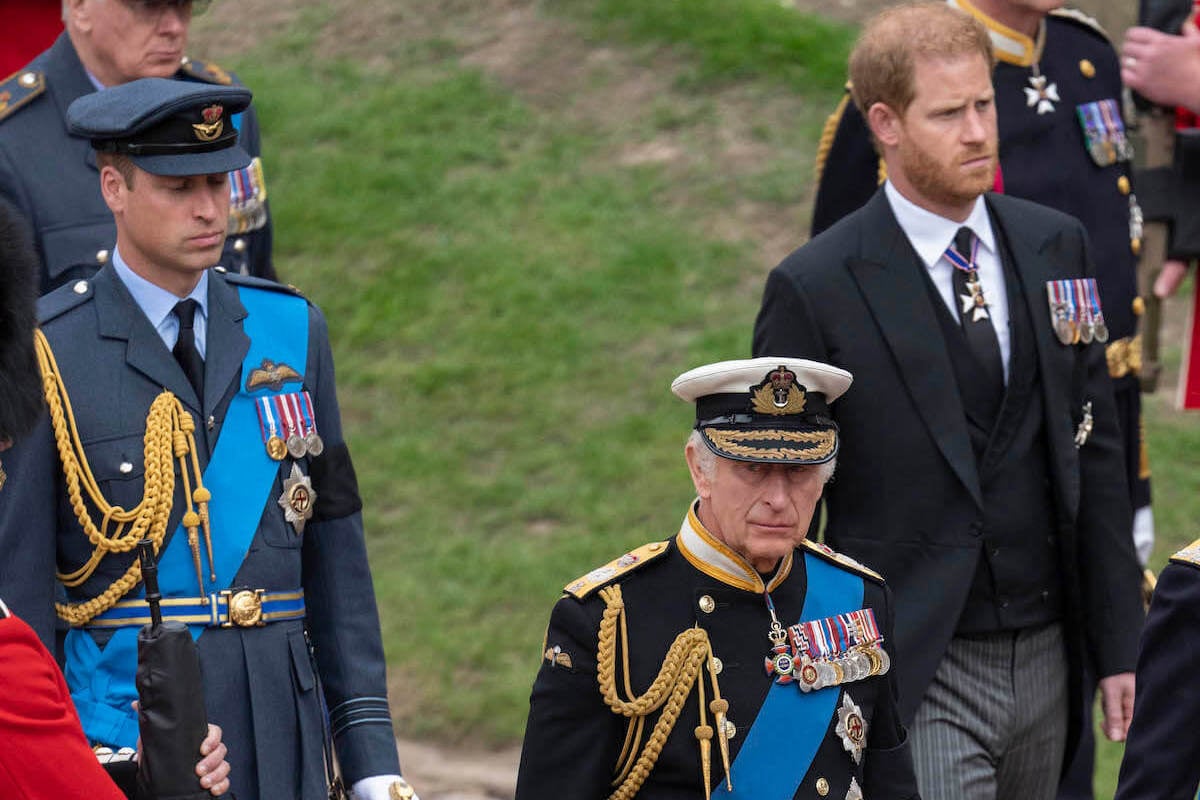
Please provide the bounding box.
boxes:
[551,0,857,93]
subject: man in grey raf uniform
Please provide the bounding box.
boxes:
[0,78,417,800]
[0,0,275,294]
[516,358,919,800]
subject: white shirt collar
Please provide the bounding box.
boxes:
[884,181,995,271]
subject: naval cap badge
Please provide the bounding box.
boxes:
[750,365,807,416]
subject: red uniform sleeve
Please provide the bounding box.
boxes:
[0,614,127,800]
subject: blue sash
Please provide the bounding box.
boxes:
[66,285,309,747]
[714,552,864,799]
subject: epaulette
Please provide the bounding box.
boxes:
[37,278,94,324]
[215,268,303,297]
[1050,8,1111,42]
[1169,538,1200,568]
[801,539,884,583]
[563,540,671,600]
[814,84,852,185]
[0,69,46,124]
[179,56,236,86]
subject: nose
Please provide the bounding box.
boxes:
[760,469,790,506]
[963,108,989,144]
[194,183,224,222]
[157,5,189,35]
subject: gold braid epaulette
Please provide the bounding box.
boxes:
[596,585,732,800]
[34,329,214,626]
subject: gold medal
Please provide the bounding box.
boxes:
[278,463,317,534]
[266,435,287,461]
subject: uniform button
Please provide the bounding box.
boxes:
[969,521,983,537]
[207,415,216,431]
[816,777,830,796]
[722,719,737,740]
[119,462,133,474]
[19,72,37,88]
[1117,176,1131,195]
[1041,590,1050,601]
[1131,238,1142,256]
[1000,597,1010,609]
[96,249,110,264]
[647,542,663,552]
[698,595,715,614]
[1079,59,1095,78]
[991,547,1001,557]
[213,265,228,274]
[1132,296,1145,316]
[233,237,247,253]
[73,280,88,294]
[711,656,723,674]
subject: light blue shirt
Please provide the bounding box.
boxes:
[884,181,1010,381]
[112,248,209,359]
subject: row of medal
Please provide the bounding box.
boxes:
[255,391,325,461]
[228,157,269,235]
[1046,278,1109,345]
[764,607,890,692]
[1076,99,1133,167]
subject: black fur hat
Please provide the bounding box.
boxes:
[0,198,43,443]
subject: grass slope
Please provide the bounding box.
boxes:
[208,2,1199,795]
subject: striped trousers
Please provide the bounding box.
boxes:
[911,623,1069,800]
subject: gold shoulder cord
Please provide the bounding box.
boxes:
[34,330,214,626]
[597,585,732,800]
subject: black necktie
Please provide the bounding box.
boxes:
[172,299,204,399]
[948,227,1005,394]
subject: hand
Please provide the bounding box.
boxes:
[195,723,231,796]
[1098,672,1136,741]
[1122,24,1200,112]
[1154,259,1190,298]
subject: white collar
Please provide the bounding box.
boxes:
[884,182,996,271]
[675,501,792,593]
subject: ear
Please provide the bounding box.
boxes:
[866,101,902,148]
[64,0,91,33]
[684,440,713,501]
[99,165,127,215]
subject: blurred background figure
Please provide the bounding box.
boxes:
[0,0,62,76]
[0,0,276,295]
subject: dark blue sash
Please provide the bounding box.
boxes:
[67,285,309,747]
[713,551,864,799]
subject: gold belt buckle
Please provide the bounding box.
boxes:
[220,588,265,627]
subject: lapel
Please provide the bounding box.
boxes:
[845,192,982,508]
[985,195,1080,512]
[45,34,101,177]
[203,273,250,416]
[93,265,201,411]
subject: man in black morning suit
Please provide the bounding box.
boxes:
[753,5,1144,799]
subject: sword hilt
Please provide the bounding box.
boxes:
[137,539,163,630]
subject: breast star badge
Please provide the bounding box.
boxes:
[836,693,868,764]
[278,463,316,535]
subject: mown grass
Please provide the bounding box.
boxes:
[207,3,1198,794]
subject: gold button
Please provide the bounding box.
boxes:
[73,280,89,294]
[96,249,110,264]
[698,595,715,614]
[119,462,133,474]
[1132,237,1142,256]
[1079,59,1095,78]
[19,72,36,88]
[711,656,723,674]
[1133,296,1146,316]
[1118,176,1131,195]
[816,777,830,796]
[233,237,247,253]
[213,266,227,273]
[648,542,663,552]
[722,719,737,740]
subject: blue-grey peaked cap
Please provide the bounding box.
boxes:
[66,77,252,176]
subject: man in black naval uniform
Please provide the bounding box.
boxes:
[0,0,275,294]
[0,78,417,800]
[755,4,1144,798]
[516,357,919,800]
[1112,539,1200,800]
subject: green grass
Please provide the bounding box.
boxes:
[203,4,1200,787]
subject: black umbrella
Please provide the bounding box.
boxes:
[135,539,225,800]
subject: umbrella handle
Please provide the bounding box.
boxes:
[137,539,162,630]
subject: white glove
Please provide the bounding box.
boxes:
[351,774,419,800]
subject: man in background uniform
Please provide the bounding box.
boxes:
[516,357,919,800]
[0,0,275,294]
[808,5,1149,795]
[0,78,415,800]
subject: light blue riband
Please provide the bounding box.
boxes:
[713,551,864,799]
[68,284,309,747]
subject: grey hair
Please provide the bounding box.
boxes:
[687,429,837,484]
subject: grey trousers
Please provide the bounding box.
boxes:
[911,623,1069,800]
